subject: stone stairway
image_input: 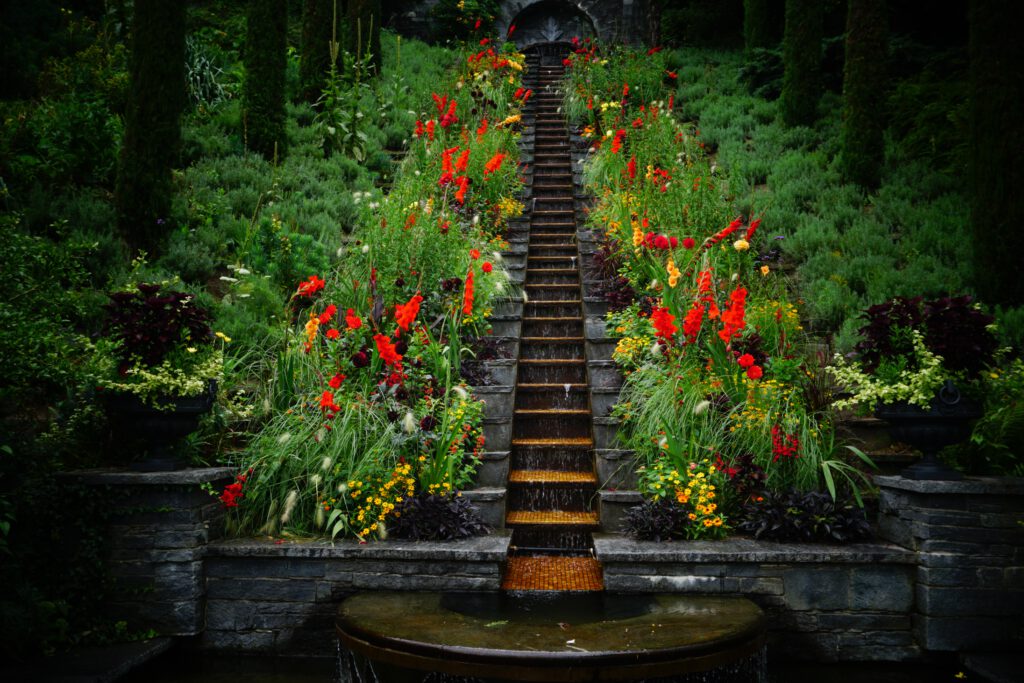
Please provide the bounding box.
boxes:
[500,46,603,593]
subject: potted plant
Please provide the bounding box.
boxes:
[829,295,997,480]
[93,283,224,471]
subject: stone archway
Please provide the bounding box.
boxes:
[500,0,599,46]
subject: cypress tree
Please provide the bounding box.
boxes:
[743,0,773,57]
[299,0,338,104]
[114,0,186,252]
[243,0,288,160]
[839,0,887,188]
[969,0,1024,305]
[780,0,823,127]
[347,0,381,74]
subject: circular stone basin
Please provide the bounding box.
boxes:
[336,592,766,682]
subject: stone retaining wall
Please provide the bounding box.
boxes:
[594,535,919,662]
[74,469,1024,662]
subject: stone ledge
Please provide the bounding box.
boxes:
[63,467,235,486]
[207,533,511,562]
[875,475,1024,495]
[594,534,917,564]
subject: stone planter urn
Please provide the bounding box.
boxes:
[108,380,217,472]
[874,381,982,480]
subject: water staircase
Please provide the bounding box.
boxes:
[500,45,604,593]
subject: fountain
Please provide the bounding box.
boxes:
[336,592,767,683]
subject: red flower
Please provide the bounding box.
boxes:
[683,237,696,249]
[394,293,423,333]
[455,148,470,173]
[718,287,748,345]
[470,248,480,260]
[744,218,761,241]
[479,37,489,46]
[707,217,744,246]
[297,275,325,297]
[507,23,516,38]
[654,234,670,250]
[455,175,469,204]
[462,268,475,315]
[746,365,763,380]
[627,155,637,181]
[328,373,345,389]
[320,390,340,412]
[771,424,800,461]
[219,474,247,508]
[514,87,524,99]
[374,334,403,367]
[683,302,704,343]
[440,100,458,128]
[476,118,488,141]
[318,304,337,324]
[414,120,424,138]
[426,120,436,141]
[325,328,340,340]
[345,308,362,330]
[482,262,493,273]
[666,70,677,80]
[484,152,506,177]
[651,306,678,340]
[737,353,755,368]
[647,46,662,56]
[611,129,626,154]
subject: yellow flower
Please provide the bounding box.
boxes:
[733,239,750,252]
[760,265,770,276]
[667,256,681,288]
[215,331,232,343]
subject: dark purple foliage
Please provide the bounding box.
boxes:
[388,493,490,541]
[104,283,212,369]
[622,499,691,541]
[737,490,872,543]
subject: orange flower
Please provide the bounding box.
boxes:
[455,148,470,173]
[483,152,506,177]
[470,248,480,260]
[476,118,488,141]
[462,268,475,316]
[320,390,340,412]
[718,287,748,345]
[394,293,423,333]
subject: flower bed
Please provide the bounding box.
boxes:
[223,40,529,542]
[563,42,874,541]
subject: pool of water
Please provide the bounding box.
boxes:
[123,653,962,683]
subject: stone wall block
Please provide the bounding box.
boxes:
[783,569,851,611]
[850,566,913,611]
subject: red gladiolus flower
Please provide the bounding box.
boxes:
[611,129,626,154]
[479,37,489,46]
[683,237,696,250]
[440,100,458,128]
[737,353,755,368]
[297,275,325,297]
[521,89,532,104]
[476,118,488,141]
[698,269,714,295]
[442,145,458,174]
[627,155,637,181]
[651,306,678,340]
[455,175,469,204]
[683,303,704,343]
[514,87,524,99]
[718,287,748,345]
[404,213,417,230]
[455,149,470,173]
[482,262,493,273]
[414,120,424,138]
[328,373,345,389]
[632,116,644,129]
[432,93,447,114]
[707,217,744,246]
[462,268,475,315]
[744,218,761,241]
[426,120,436,141]
[374,334,403,367]
[394,293,423,333]
[325,328,340,340]
[622,83,630,99]
[345,308,362,330]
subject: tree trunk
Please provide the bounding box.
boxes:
[114,0,186,252]
[780,0,823,127]
[347,0,381,75]
[840,0,887,188]
[743,0,773,57]
[969,0,1024,305]
[243,0,288,160]
[299,0,339,104]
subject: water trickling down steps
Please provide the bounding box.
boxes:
[501,47,603,593]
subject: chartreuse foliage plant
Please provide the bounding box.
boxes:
[225,39,527,541]
[564,41,875,540]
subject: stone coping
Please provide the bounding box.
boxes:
[61,466,235,485]
[208,532,511,561]
[875,475,1024,495]
[593,534,916,564]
